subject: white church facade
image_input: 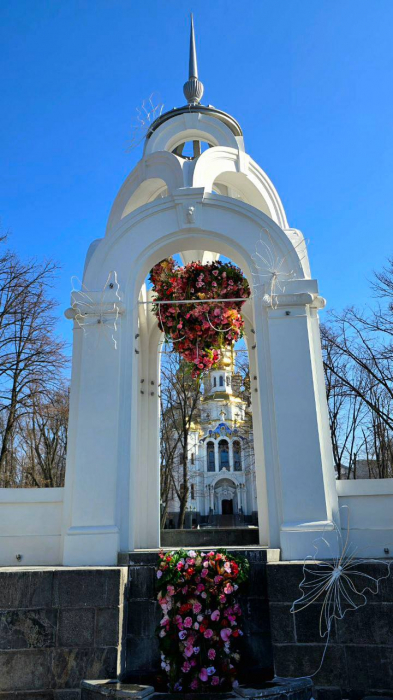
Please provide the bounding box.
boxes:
[165,352,258,529]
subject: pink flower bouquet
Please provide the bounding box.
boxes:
[156,548,249,692]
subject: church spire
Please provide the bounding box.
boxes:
[183,14,204,105]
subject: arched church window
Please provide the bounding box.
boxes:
[219,375,224,387]
[213,377,217,388]
[233,440,242,471]
[191,453,195,465]
[219,439,229,470]
[191,483,195,500]
[226,376,230,387]
[207,442,215,472]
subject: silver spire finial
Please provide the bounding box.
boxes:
[183,14,204,105]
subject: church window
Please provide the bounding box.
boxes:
[219,439,229,470]
[219,375,224,387]
[207,442,215,472]
[213,377,217,387]
[191,483,195,499]
[233,440,242,471]
[226,376,230,387]
[191,453,195,465]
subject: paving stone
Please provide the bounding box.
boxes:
[0,609,57,649]
[53,691,81,700]
[315,689,342,700]
[0,572,53,610]
[58,608,95,647]
[336,603,393,646]
[0,649,52,692]
[51,647,117,689]
[272,643,347,688]
[53,570,120,609]
[269,603,295,643]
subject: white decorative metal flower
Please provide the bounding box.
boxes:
[71,271,122,349]
[251,228,307,308]
[290,507,391,676]
[128,93,164,151]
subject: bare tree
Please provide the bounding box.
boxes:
[159,352,201,528]
[0,239,68,486]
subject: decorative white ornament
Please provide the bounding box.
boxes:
[252,228,307,308]
[128,93,164,151]
[290,506,392,677]
[71,271,122,349]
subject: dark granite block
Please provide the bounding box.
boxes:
[127,601,160,638]
[241,599,271,637]
[273,644,347,688]
[269,603,295,643]
[128,567,156,600]
[51,647,117,689]
[266,564,305,603]
[315,689,342,700]
[346,645,393,690]
[0,649,52,692]
[0,694,54,700]
[0,572,53,610]
[247,562,268,599]
[95,608,120,647]
[126,635,160,672]
[294,604,337,644]
[53,570,120,609]
[0,609,57,649]
[58,608,95,647]
[54,692,81,700]
[336,603,393,646]
[346,563,393,603]
[125,553,159,567]
[240,632,273,671]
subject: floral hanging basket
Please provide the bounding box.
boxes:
[149,258,251,376]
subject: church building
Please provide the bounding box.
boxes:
[165,350,258,529]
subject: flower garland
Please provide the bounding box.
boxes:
[149,258,250,377]
[156,548,249,693]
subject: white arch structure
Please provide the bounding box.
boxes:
[62,108,339,565]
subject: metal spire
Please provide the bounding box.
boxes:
[183,14,204,105]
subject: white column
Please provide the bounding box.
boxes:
[229,441,234,471]
[265,289,339,559]
[214,441,219,472]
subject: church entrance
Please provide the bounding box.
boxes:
[222,499,233,515]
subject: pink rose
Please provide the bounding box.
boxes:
[184,646,194,658]
[224,562,232,573]
[201,569,208,578]
[184,617,193,628]
[208,648,216,660]
[220,628,232,642]
[190,680,199,690]
[214,575,223,584]
[211,610,220,621]
[204,628,213,638]
[193,601,202,614]
[219,594,226,603]
[181,661,191,673]
[211,676,220,686]
[199,668,208,682]
[224,582,234,594]
[167,585,175,596]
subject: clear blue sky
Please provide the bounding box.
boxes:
[1,0,393,350]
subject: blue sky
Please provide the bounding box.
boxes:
[1,0,393,350]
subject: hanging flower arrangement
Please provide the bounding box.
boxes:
[156,548,249,693]
[149,258,251,377]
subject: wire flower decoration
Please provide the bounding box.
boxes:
[251,228,308,308]
[71,271,122,349]
[290,506,392,677]
[127,93,164,151]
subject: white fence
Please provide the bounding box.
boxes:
[337,478,393,557]
[0,488,63,566]
[0,480,392,565]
